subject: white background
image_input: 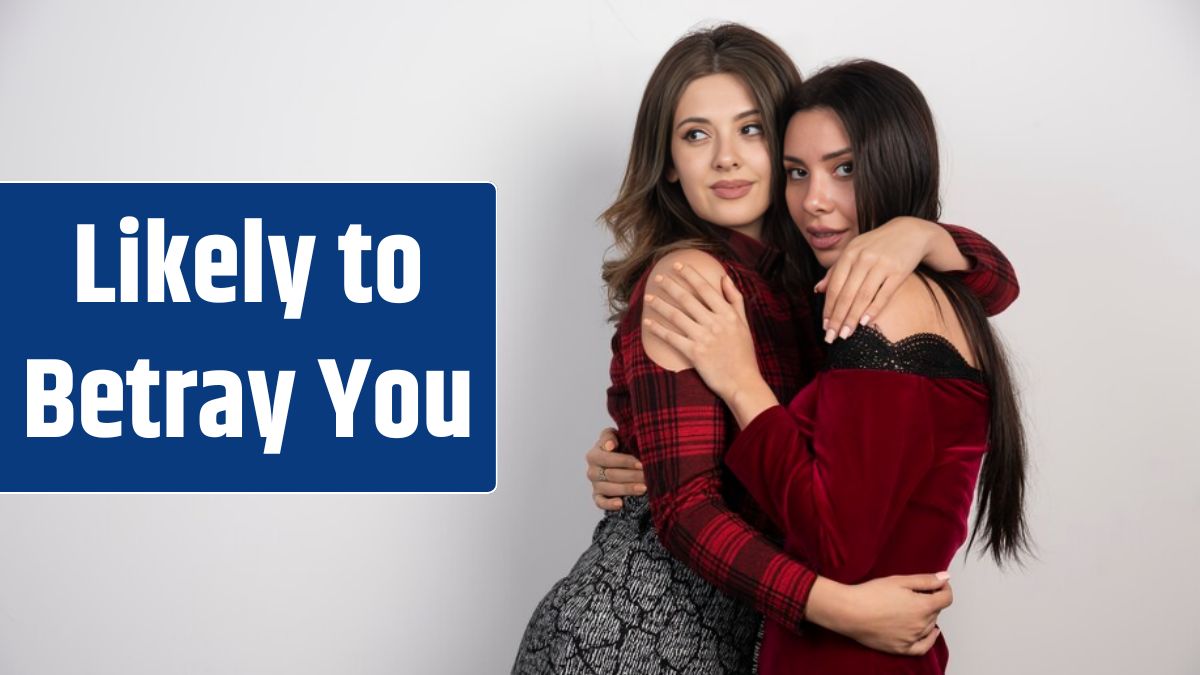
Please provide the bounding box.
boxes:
[1,1,1197,673]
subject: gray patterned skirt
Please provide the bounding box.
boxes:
[512,495,762,674]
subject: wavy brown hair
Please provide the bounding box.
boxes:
[792,60,1031,565]
[601,24,808,319]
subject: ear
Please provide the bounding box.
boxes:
[665,166,679,183]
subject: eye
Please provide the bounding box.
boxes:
[834,161,854,177]
[683,128,709,142]
[786,167,808,181]
[741,123,764,136]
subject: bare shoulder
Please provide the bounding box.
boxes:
[650,248,728,284]
[869,274,976,367]
[640,248,729,372]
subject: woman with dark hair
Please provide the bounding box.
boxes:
[642,59,1030,673]
[514,24,1019,674]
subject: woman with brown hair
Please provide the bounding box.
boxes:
[514,25,1019,675]
[640,59,1030,673]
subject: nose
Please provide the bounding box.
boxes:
[712,136,742,171]
[803,174,832,216]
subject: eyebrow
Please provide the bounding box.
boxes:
[675,109,762,130]
[783,147,853,164]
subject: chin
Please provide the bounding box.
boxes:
[709,212,757,228]
[705,202,768,228]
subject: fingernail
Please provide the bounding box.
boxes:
[839,325,852,340]
[822,318,830,331]
[645,294,655,302]
[654,274,663,283]
[635,485,647,494]
[936,571,950,581]
[824,328,836,344]
[673,262,683,271]
[604,441,616,451]
[860,314,871,326]
[634,461,643,469]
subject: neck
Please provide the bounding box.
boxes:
[728,219,763,242]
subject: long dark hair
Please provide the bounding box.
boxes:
[792,60,1030,565]
[600,23,809,319]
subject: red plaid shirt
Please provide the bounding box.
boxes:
[605,226,1017,631]
[941,223,1020,314]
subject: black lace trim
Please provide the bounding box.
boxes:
[825,325,984,383]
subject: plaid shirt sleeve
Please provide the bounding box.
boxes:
[626,326,817,631]
[941,223,1020,316]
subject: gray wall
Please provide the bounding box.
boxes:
[0,0,1196,672]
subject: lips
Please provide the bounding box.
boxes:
[805,227,849,251]
[711,180,753,199]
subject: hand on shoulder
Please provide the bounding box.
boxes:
[640,248,728,372]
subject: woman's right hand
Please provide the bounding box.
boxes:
[585,427,647,511]
[805,573,953,655]
[643,265,779,428]
[643,265,762,400]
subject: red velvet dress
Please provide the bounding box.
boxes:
[725,326,990,674]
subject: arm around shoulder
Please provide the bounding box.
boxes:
[939,223,1020,315]
[639,248,730,372]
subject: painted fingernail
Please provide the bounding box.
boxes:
[860,314,871,326]
[822,318,830,331]
[936,571,950,581]
[824,328,836,344]
[604,441,616,451]
[634,460,643,469]
[839,325,852,340]
[635,484,647,494]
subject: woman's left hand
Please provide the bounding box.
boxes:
[641,263,760,402]
[816,216,940,343]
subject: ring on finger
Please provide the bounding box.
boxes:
[598,466,607,482]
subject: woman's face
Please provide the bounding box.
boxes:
[783,107,859,267]
[668,73,772,240]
